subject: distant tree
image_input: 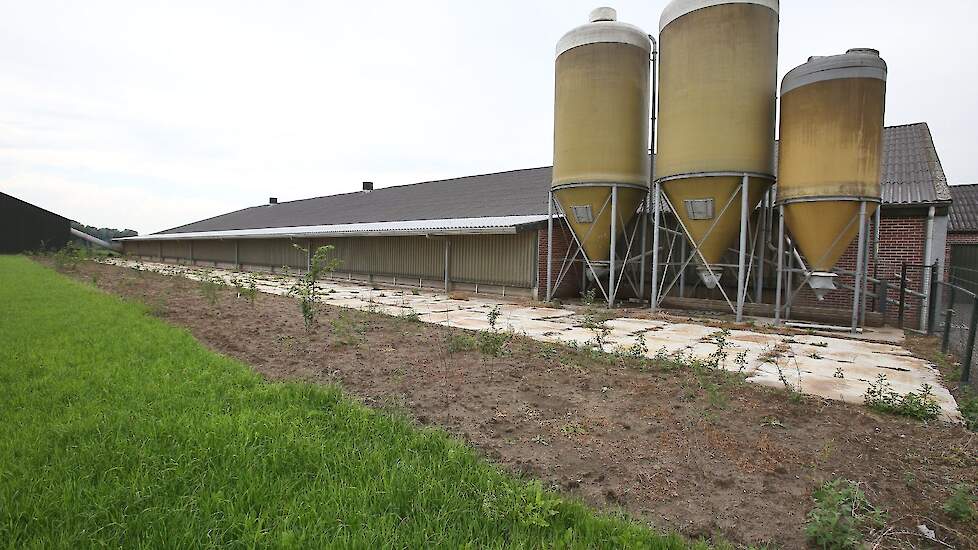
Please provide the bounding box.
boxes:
[71,222,138,243]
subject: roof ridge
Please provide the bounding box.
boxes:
[268,164,553,207]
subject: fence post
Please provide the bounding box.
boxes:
[878,279,889,317]
[898,263,908,329]
[963,294,978,386]
[942,285,955,353]
[928,264,939,335]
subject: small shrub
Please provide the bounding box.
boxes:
[232,275,259,305]
[863,374,941,420]
[943,484,976,522]
[288,244,342,331]
[330,312,366,347]
[52,243,83,271]
[805,479,885,549]
[477,330,511,357]
[198,273,224,307]
[446,332,477,353]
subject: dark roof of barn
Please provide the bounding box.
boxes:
[156,122,950,236]
[949,184,978,233]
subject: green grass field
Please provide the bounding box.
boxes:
[0,256,694,549]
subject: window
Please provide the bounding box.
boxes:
[571,205,594,224]
[684,198,714,220]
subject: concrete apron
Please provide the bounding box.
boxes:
[103,258,962,422]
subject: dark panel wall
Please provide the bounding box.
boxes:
[0,192,70,253]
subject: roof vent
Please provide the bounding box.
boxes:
[269,197,278,205]
[362,181,373,192]
[589,7,616,22]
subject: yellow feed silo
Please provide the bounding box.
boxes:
[552,7,651,262]
[656,0,779,286]
[777,49,887,298]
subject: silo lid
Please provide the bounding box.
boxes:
[556,8,651,57]
[660,0,779,32]
[781,48,888,95]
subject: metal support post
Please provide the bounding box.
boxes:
[860,213,871,328]
[928,263,939,335]
[650,182,661,312]
[679,232,686,298]
[736,175,749,322]
[234,240,240,270]
[755,190,768,303]
[942,285,956,353]
[608,185,618,308]
[444,240,450,292]
[851,202,867,334]
[964,295,978,386]
[546,192,554,302]
[774,204,785,324]
[639,193,648,302]
[898,263,908,329]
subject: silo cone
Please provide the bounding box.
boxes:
[777,49,887,299]
[552,7,651,262]
[656,0,779,286]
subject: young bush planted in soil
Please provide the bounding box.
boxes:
[943,483,977,522]
[805,478,886,549]
[863,374,941,421]
[288,244,341,330]
[52,242,83,271]
[197,273,224,307]
[476,305,512,357]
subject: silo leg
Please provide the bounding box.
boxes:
[736,175,749,322]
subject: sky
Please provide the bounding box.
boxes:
[1,1,976,235]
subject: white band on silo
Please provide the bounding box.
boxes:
[781,49,888,95]
[556,20,652,57]
[659,0,779,32]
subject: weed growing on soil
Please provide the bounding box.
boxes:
[288,244,341,330]
[614,332,648,361]
[805,479,885,549]
[863,374,941,420]
[446,332,477,353]
[833,367,845,379]
[943,484,977,522]
[330,312,367,347]
[481,480,561,528]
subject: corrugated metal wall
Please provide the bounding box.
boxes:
[193,240,236,263]
[123,231,537,289]
[239,238,308,269]
[450,232,536,287]
[312,236,443,279]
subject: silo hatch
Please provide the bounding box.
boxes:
[684,198,715,220]
[571,205,594,224]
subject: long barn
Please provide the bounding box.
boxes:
[120,122,950,304]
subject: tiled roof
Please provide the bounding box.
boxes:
[156,123,949,236]
[879,123,951,205]
[949,184,978,232]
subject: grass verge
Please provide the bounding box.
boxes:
[0,256,693,548]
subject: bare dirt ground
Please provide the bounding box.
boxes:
[63,260,977,548]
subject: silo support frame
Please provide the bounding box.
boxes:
[650,172,775,322]
[772,197,878,334]
[545,185,648,308]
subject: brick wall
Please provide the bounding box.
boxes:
[537,220,582,299]
[793,214,928,327]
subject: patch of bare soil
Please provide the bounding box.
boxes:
[66,261,977,548]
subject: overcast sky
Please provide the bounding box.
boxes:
[2,1,976,234]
